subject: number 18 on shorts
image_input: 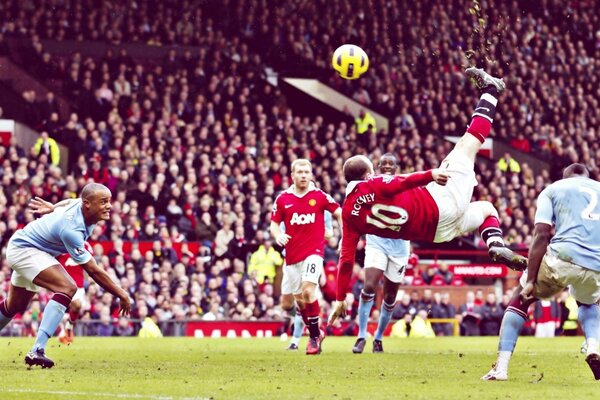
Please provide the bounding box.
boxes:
[281,255,324,295]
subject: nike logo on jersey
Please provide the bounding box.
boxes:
[475,107,490,112]
[285,204,293,209]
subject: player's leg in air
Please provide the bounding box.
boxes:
[431,67,526,271]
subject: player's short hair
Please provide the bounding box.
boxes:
[563,163,589,179]
[81,182,110,201]
[379,152,398,165]
[343,155,372,182]
[291,159,312,173]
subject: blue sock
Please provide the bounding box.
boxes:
[498,309,527,352]
[0,300,14,332]
[578,303,600,341]
[32,300,67,352]
[374,301,395,341]
[293,314,304,339]
[357,290,375,339]
[0,313,12,332]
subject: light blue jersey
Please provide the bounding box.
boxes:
[535,176,600,272]
[365,234,410,258]
[9,200,94,264]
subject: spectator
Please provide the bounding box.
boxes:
[532,298,560,338]
[497,152,521,174]
[435,262,454,285]
[33,131,60,166]
[247,239,283,285]
[457,291,482,336]
[479,293,503,336]
[430,292,456,336]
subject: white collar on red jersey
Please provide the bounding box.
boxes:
[287,181,316,197]
[345,180,365,196]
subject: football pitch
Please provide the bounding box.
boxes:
[0,337,596,399]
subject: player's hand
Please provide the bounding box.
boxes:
[119,294,132,316]
[275,233,292,247]
[328,300,347,326]
[432,169,450,186]
[28,197,54,215]
[519,281,535,302]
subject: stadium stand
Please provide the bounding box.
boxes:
[1,0,596,336]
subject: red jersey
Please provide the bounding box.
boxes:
[56,242,93,288]
[336,171,438,300]
[271,186,340,265]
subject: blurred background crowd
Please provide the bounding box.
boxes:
[0,0,597,336]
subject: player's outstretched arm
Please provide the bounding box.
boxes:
[81,258,132,315]
[376,170,438,197]
[28,197,78,215]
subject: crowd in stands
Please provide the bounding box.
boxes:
[0,0,595,336]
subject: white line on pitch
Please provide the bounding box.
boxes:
[0,388,209,400]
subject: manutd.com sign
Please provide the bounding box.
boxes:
[449,264,508,277]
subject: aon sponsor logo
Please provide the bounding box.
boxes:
[290,212,316,225]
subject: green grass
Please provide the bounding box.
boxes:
[0,337,596,399]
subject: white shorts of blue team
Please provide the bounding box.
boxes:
[364,246,409,284]
[6,242,60,293]
[520,250,600,305]
[281,255,323,296]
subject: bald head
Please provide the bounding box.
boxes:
[343,155,374,182]
[81,183,112,224]
[563,163,589,179]
[81,182,110,201]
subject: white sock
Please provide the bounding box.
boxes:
[586,338,599,355]
[290,336,300,346]
[496,351,512,371]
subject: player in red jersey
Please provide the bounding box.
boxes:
[270,159,343,355]
[56,241,93,344]
[329,68,528,324]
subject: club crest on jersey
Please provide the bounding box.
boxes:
[290,212,315,225]
[382,175,393,184]
[309,199,317,207]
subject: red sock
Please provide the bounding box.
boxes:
[479,216,504,247]
[304,300,321,339]
[467,116,491,143]
[69,310,79,322]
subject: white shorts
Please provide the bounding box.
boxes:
[6,243,60,293]
[520,251,600,305]
[364,246,408,283]
[281,255,323,295]
[426,150,478,243]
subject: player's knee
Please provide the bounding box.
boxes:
[280,296,294,311]
[383,293,397,306]
[301,287,315,302]
[481,201,499,219]
[362,282,377,297]
[59,282,77,299]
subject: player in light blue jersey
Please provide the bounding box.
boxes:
[352,153,412,354]
[0,183,131,369]
[483,163,600,381]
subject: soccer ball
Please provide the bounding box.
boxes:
[331,44,369,80]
